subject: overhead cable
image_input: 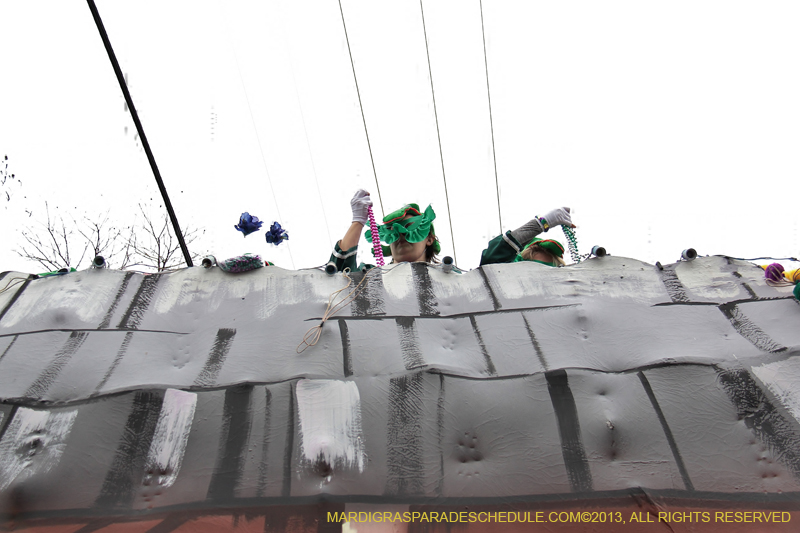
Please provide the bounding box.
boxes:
[419,0,458,266]
[338,0,384,216]
[479,0,503,234]
[86,0,193,267]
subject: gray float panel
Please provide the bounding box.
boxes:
[1,256,799,531]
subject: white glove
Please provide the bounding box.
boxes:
[350,189,373,225]
[541,207,572,230]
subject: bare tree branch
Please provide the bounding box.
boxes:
[15,202,201,272]
[122,204,199,272]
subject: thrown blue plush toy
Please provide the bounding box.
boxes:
[234,212,263,237]
[265,222,289,245]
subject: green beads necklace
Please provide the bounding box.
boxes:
[562,226,586,263]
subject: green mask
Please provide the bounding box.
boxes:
[365,204,441,255]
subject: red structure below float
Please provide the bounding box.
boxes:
[1,256,799,532]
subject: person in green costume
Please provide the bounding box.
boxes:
[516,238,567,267]
[480,207,574,267]
[328,189,441,272]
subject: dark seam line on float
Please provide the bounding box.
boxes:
[116,274,162,329]
[637,371,695,491]
[318,303,580,322]
[652,301,718,307]
[351,269,386,316]
[656,268,690,303]
[144,515,189,533]
[15,355,800,409]
[396,317,424,370]
[469,315,497,376]
[0,277,32,325]
[718,303,787,353]
[545,369,593,493]
[436,373,446,497]
[478,266,502,310]
[385,373,425,496]
[349,271,370,316]
[256,388,273,498]
[282,381,296,498]
[522,314,549,371]
[0,334,18,364]
[207,385,253,502]
[12,488,800,520]
[411,262,440,316]
[0,272,8,282]
[194,328,237,387]
[0,328,186,339]
[95,390,164,508]
[717,368,800,481]
[0,405,19,443]
[740,282,758,299]
[98,271,134,329]
[339,320,353,377]
[25,331,90,398]
[653,295,796,307]
[728,296,797,305]
[94,332,134,395]
[426,359,757,382]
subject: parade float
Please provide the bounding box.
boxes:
[1,254,799,532]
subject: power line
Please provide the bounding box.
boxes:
[479,0,502,234]
[338,0,384,216]
[87,0,193,267]
[419,0,457,266]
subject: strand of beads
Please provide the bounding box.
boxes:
[368,205,385,266]
[562,226,581,263]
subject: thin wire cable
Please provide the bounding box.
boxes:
[274,2,332,247]
[338,0,384,216]
[219,2,296,269]
[419,0,458,266]
[479,0,502,234]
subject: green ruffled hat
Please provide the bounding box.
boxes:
[514,237,565,264]
[364,203,441,257]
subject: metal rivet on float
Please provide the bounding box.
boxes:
[325,262,338,275]
[201,255,216,268]
[91,255,106,268]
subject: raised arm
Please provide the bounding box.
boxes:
[328,189,372,271]
[480,207,573,266]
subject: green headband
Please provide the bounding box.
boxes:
[364,203,441,255]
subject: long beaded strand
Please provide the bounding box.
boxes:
[562,226,581,263]
[368,205,385,266]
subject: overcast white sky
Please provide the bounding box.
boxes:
[2,1,799,274]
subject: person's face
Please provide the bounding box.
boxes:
[530,249,556,265]
[389,216,435,263]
